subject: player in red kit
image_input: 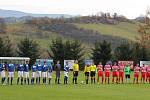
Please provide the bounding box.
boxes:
[146,65,150,83]
[118,63,124,84]
[97,62,104,84]
[141,64,147,83]
[104,64,111,84]
[112,62,119,84]
[133,64,140,84]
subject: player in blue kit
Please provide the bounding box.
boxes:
[37,60,43,84]
[24,61,30,85]
[64,61,70,84]
[1,63,7,85]
[42,61,48,85]
[7,62,15,85]
[48,62,53,85]
[17,63,24,85]
[31,62,37,85]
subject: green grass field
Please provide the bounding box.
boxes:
[0,72,150,100]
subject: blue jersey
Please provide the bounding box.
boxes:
[8,64,15,72]
[0,64,2,71]
[24,64,29,72]
[48,64,53,72]
[37,64,42,71]
[42,65,47,72]
[18,64,24,71]
[32,65,37,72]
[64,65,69,72]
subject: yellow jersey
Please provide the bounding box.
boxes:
[90,65,96,71]
[72,63,79,71]
[84,66,91,73]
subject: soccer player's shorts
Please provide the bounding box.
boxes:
[24,72,29,78]
[56,71,60,78]
[98,71,103,77]
[134,72,139,78]
[112,71,118,77]
[146,72,150,77]
[90,71,96,77]
[119,71,124,77]
[8,72,14,77]
[85,72,90,77]
[141,72,146,79]
[18,71,23,78]
[64,71,68,77]
[73,71,78,77]
[42,72,47,78]
[1,70,6,78]
[105,72,110,77]
[32,72,36,78]
[125,74,130,78]
[48,72,52,78]
[37,71,42,77]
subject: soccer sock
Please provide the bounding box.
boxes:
[94,78,95,83]
[11,77,13,85]
[58,79,60,84]
[112,77,114,83]
[17,78,19,85]
[2,78,4,84]
[27,78,29,85]
[66,77,68,84]
[24,78,26,84]
[21,78,23,85]
[91,78,93,84]
[64,77,66,84]
[108,78,109,84]
[55,78,57,84]
[7,77,9,85]
[36,77,38,84]
[49,78,51,84]
[43,78,44,84]
[86,79,88,84]
[75,78,77,84]
[39,77,40,84]
[102,77,104,84]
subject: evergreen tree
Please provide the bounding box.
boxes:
[92,40,112,65]
[17,36,40,67]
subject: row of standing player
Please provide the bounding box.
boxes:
[95,62,150,84]
[0,60,80,85]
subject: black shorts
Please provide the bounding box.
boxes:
[73,71,78,77]
[85,72,90,77]
[125,74,130,78]
[90,71,96,77]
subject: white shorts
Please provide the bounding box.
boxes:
[42,72,47,78]
[37,71,42,77]
[48,72,52,78]
[24,72,29,78]
[64,71,68,77]
[18,71,24,78]
[8,72,14,77]
[32,72,36,78]
[1,71,6,78]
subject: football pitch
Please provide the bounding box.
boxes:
[0,72,150,100]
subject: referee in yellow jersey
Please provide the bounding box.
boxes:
[90,62,97,84]
[72,60,79,84]
[84,63,91,84]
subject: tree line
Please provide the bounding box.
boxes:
[0,36,150,70]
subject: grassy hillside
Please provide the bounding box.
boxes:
[75,22,139,41]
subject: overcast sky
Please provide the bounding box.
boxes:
[0,0,149,19]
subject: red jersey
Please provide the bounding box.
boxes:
[134,66,140,73]
[112,66,118,72]
[97,64,103,71]
[141,66,147,73]
[104,65,111,72]
[147,67,150,73]
[118,65,124,72]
